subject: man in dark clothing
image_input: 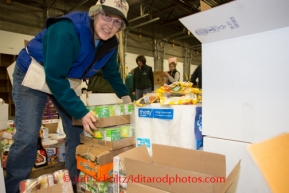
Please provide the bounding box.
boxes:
[190,64,202,89]
[132,55,154,100]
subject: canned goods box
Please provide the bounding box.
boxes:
[80,134,135,151]
[76,144,134,179]
[73,114,131,128]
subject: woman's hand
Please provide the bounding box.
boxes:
[121,95,132,104]
[81,111,97,135]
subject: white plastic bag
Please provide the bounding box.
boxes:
[21,57,82,96]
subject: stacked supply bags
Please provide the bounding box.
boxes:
[73,97,135,193]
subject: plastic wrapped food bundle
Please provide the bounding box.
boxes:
[156,81,202,105]
[78,171,113,193]
[135,93,158,107]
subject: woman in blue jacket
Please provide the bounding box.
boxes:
[5,0,131,192]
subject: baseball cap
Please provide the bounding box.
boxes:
[93,0,129,26]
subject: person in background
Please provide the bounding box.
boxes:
[5,1,131,193]
[125,69,136,101]
[132,55,154,100]
[87,70,114,93]
[190,64,202,89]
[163,61,180,85]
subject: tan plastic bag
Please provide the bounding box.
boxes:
[21,57,82,96]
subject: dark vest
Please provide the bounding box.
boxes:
[167,69,179,84]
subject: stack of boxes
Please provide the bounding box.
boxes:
[73,94,135,193]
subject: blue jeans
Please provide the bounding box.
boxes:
[135,87,151,100]
[5,65,83,193]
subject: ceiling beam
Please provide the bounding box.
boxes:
[128,17,160,30]
[67,0,90,13]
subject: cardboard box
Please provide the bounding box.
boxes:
[80,134,134,151]
[30,162,65,179]
[42,123,58,134]
[0,121,7,130]
[204,136,270,193]
[76,144,134,179]
[153,71,164,86]
[81,93,123,106]
[76,155,113,180]
[0,103,8,121]
[6,61,15,86]
[248,133,289,193]
[115,144,240,193]
[31,183,69,193]
[113,145,152,193]
[179,0,289,143]
[73,115,130,128]
[42,119,59,125]
[22,169,73,193]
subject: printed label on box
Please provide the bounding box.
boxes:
[138,108,173,120]
[137,138,151,148]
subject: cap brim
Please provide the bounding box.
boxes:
[102,5,129,27]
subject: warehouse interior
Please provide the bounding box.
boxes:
[0,0,233,72]
[1,0,289,193]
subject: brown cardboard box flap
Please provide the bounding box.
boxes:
[95,115,130,127]
[152,144,226,177]
[127,183,170,193]
[152,144,231,193]
[42,123,58,134]
[73,115,130,127]
[124,158,214,193]
[80,134,134,150]
[76,144,135,166]
[76,144,112,165]
[119,145,151,163]
[220,160,241,193]
[118,144,240,193]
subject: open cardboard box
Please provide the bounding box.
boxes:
[76,144,134,179]
[73,115,130,128]
[80,134,134,151]
[114,144,240,193]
